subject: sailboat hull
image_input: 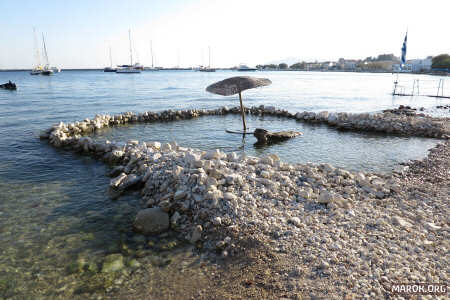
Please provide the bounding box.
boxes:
[41,70,53,76]
[103,68,117,72]
[116,68,141,73]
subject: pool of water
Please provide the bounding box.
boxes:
[92,114,439,173]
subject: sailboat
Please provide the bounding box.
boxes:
[104,46,117,72]
[146,40,159,71]
[199,46,215,72]
[117,30,141,74]
[41,34,53,76]
[31,28,43,75]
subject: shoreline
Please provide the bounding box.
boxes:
[38,105,450,298]
[1,69,448,76]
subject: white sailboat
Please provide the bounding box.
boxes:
[41,34,53,76]
[104,46,116,72]
[199,46,215,72]
[146,40,159,71]
[117,30,141,74]
[31,27,43,75]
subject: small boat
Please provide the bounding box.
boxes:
[237,64,257,71]
[0,81,17,90]
[117,30,141,74]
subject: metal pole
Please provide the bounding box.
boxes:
[437,79,441,97]
[412,79,416,96]
[238,91,247,131]
[417,79,420,95]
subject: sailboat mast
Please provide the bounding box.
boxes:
[109,46,113,68]
[150,40,154,68]
[33,27,41,67]
[129,29,133,66]
[208,46,211,68]
[42,34,49,67]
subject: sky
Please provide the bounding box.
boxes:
[0,0,449,69]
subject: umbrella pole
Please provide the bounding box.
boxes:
[238,91,247,131]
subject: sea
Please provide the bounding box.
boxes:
[0,70,448,298]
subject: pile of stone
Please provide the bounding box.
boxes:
[382,105,424,116]
[39,106,450,146]
[40,125,403,253]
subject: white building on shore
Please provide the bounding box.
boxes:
[393,57,432,73]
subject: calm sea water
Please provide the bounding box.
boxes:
[0,70,448,298]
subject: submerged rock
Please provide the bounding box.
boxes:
[133,207,170,234]
[101,254,124,273]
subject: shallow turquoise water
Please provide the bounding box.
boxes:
[0,70,448,298]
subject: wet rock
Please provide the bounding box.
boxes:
[190,225,203,243]
[101,254,124,273]
[254,128,302,144]
[133,208,170,234]
[110,173,127,188]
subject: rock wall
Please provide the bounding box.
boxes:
[40,106,450,146]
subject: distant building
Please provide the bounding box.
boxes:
[337,58,357,70]
[408,58,432,72]
[393,57,432,73]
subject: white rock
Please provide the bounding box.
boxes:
[161,143,172,152]
[260,170,271,178]
[224,192,237,201]
[391,216,412,228]
[146,141,161,149]
[289,217,302,227]
[318,191,335,204]
[212,216,222,226]
[174,189,187,201]
[110,173,127,187]
[425,222,441,231]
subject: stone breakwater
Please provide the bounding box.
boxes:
[39,105,450,143]
[39,107,449,298]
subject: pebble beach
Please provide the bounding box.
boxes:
[39,105,449,299]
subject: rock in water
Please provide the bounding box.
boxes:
[101,254,124,273]
[133,207,170,234]
[254,128,301,144]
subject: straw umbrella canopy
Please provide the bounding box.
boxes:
[206,76,271,132]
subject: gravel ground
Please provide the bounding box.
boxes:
[106,141,448,300]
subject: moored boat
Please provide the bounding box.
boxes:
[237,64,257,71]
[117,30,141,74]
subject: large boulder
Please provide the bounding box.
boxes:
[133,207,170,234]
[254,128,301,144]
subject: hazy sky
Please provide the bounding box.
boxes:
[1,0,449,69]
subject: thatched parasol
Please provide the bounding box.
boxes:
[206,76,271,132]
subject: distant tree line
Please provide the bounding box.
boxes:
[256,62,306,70]
[364,54,399,62]
[432,54,450,69]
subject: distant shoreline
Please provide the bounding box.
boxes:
[0,68,447,76]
